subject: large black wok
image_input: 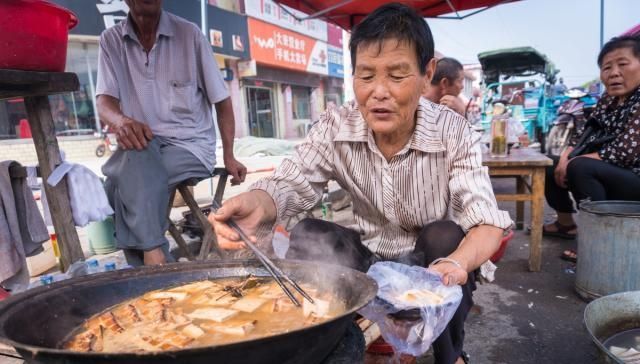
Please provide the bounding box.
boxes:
[0,259,377,364]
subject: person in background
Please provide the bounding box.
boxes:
[209,4,511,363]
[423,57,467,116]
[96,0,246,266]
[542,36,640,262]
[554,77,568,96]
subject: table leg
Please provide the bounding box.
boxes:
[25,95,84,271]
[516,177,525,230]
[529,168,545,272]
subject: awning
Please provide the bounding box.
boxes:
[622,24,640,36]
[274,0,521,30]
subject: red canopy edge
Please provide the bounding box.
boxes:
[274,0,521,30]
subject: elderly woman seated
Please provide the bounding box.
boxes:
[209,3,511,363]
[543,35,640,261]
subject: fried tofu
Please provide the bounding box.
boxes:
[193,290,239,307]
[203,320,257,336]
[145,291,189,302]
[112,304,142,327]
[187,308,239,322]
[169,280,218,294]
[141,331,194,351]
[182,324,205,339]
[303,297,330,318]
[231,297,267,313]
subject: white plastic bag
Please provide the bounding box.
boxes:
[358,261,463,356]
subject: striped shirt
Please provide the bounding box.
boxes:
[96,11,229,171]
[252,98,512,259]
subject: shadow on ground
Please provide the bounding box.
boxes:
[464,178,600,364]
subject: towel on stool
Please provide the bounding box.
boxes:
[0,161,49,286]
[44,161,114,227]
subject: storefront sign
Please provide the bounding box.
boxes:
[327,23,343,48]
[238,60,258,78]
[52,0,248,59]
[244,0,327,42]
[208,7,250,59]
[327,45,344,79]
[248,18,328,75]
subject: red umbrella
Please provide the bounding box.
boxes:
[274,0,521,30]
[622,23,640,36]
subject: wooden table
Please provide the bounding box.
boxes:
[483,148,553,272]
[1,69,84,271]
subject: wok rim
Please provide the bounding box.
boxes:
[0,259,378,359]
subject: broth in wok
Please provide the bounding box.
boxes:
[64,276,342,353]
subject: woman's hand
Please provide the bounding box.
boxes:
[208,190,277,250]
[429,261,468,286]
[554,159,569,188]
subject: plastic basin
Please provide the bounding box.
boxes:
[0,0,78,72]
[490,229,514,263]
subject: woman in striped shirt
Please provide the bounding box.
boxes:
[210,4,511,363]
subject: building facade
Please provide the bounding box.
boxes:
[0,0,345,162]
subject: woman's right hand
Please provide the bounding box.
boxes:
[554,158,569,188]
[208,190,277,250]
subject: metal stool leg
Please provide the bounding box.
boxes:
[166,188,195,261]
[177,184,224,260]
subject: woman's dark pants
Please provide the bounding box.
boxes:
[545,155,640,213]
[286,219,474,364]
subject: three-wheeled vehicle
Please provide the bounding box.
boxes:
[478,46,560,152]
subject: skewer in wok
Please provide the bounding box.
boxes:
[211,200,315,306]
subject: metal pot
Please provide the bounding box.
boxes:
[0,259,377,364]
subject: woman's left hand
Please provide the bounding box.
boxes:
[429,262,468,286]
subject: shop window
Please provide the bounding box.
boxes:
[292,86,311,120]
[263,1,274,15]
[0,40,99,141]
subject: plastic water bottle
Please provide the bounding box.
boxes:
[321,186,333,221]
[104,262,117,272]
[39,275,54,286]
[86,259,100,275]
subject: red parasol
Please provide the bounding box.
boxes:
[274,0,521,30]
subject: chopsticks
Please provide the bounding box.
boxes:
[211,200,314,307]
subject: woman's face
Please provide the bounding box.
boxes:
[353,39,428,138]
[600,47,640,98]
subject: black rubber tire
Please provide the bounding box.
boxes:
[95,144,106,157]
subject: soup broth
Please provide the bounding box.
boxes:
[64,276,343,353]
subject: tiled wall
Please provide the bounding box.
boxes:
[0,137,101,165]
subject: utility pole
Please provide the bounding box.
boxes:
[600,0,604,49]
[201,0,208,36]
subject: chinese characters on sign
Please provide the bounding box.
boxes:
[248,18,328,75]
[273,31,307,66]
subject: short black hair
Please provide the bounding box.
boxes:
[349,3,434,75]
[431,57,463,85]
[597,35,640,67]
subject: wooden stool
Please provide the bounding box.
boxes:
[166,168,228,261]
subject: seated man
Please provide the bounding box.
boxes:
[543,36,640,261]
[96,0,246,266]
[423,57,467,116]
[209,4,511,364]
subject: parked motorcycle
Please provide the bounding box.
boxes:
[95,127,118,157]
[546,89,598,156]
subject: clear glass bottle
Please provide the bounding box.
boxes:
[490,114,509,158]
